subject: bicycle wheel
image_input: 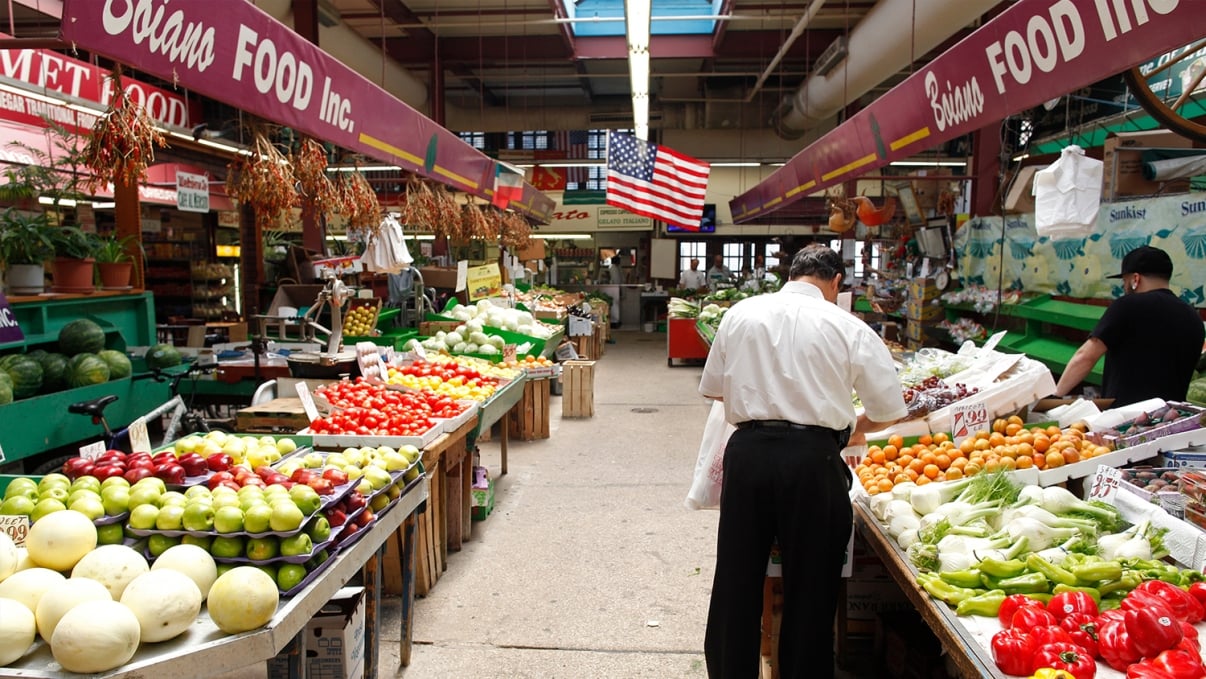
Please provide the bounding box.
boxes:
[1125,39,1206,143]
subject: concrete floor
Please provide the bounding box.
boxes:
[214,332,880,678]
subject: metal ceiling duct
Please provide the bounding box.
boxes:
[771,0,1004,140]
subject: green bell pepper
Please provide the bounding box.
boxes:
[1070,561,1122,585]
[1051,583,1102,604]
[998,572,1051,595]
[918,574,979,606]
[978,557,1028,579]
[955,589,1006,617]
[939,569,985,589]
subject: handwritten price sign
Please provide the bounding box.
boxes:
[128,416,151,454]
[296,382,319,422]
[1088,465,1124,502]
[951,401,990,444]
[0,515,30,547]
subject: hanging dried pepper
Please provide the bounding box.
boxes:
[335,169,380,235]
[291,138,338,219]
[403,177,438,231]
[499,211,533,250]
[227,131,299,231]
[80,67,166,191]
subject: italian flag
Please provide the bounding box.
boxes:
[492,164,524,209]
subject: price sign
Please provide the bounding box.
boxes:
[503,344,517,363]
[296,382,319,422]
[79,440,106,461]
[128,416,151,454]
[1088,465,1124,502]
[951,400,990,443]
[982,330,1008,353]
[0,515,30,547]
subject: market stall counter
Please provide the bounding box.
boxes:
[468,374,528,476]
[0,475,429,679]
[413,414,479,595]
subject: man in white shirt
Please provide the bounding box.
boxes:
[678,258,707,291]
[698,244,906,679]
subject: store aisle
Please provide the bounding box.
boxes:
[404,331,718,677]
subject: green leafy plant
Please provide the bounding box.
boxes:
[94,234,144,264]
[0,208,55,266]
[51,226,101,260]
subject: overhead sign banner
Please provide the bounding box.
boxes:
[548,202,654,232]
[58,1,553,223]
[0,292,24,345]
[176,171,210,213]
[730,0,1203,223]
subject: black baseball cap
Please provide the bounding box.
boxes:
[1107,246,1173,279]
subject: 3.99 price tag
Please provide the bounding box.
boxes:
[951,400,990,444]
[0,515,30,547]
[128,416,151,454]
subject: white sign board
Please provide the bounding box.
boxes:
[128,416,151,454]
[1087,465,1125,502]
[176,171,210,213]
[296,382,319,422]
[0,516,29,547]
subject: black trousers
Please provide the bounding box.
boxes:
[704,426,853,679]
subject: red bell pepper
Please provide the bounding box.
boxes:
[1031,642,1097,679]
[1128,664,1177,679]
[1122,589,1178,620]
[1060,614,1099,658]
[1013,606,1059,632]
[1188,582,1206,609]
[1098,619,1143,672]
[1125,605,1184,658]
[993,628,1039,676]
[1099,609,1127,623]
[1135,581,1205,624]
[1181,623,1200,651]
[1151,649,1206,679]
[1049,591,1100,621]
[1001,594,1047,628]
[1030,625,1074,650]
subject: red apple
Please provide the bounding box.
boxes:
[278,481,295,490]
[325,509,348,527]
[91,464,125,481]
[205,453,232,472]
[154,463,186,485]
[291,469,317,484]
[127,457,155,471]
[345,493,366,511]
[241,477,267,488]
[355,509,374,527]
[207,471,236,490]
[61,457,94,479]
[152,451,176,463]
[216,480,242,492]
[307,478,334,496]
[97,450,127,464]
[321,468,349,486]
[178,454,208,477]
[253,466,276,479]
[123,467,154,483]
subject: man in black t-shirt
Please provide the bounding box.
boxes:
[1055,246,1204,406]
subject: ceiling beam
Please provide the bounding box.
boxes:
[546,0,591,102]
[576,35,715,60]
[711,0,737,51]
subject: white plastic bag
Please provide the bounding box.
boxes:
[1033,145,1102,239]
[360,214,414,274]
[685,400,734,510]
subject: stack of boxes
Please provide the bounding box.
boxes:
[905,278,944,351]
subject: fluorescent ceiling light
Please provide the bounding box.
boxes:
[197,138,252,155]
[535,233,592,239]
[534,161,606,168]
[90,202,116,209]
[632,95,650,142]
[1013,153,1030,162]
[890,160,966,167]
[625,0,651,141]
[39,196,78,207]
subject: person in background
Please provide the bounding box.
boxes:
[698,244,907,679]
[679,258,707,291]
[707,255,733,290]
[1054,246,1204,406]
[752,254,767,282]
[608,255,624,284]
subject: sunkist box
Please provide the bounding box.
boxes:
[904,298,943,322]
[907,278,941,302]
[1102,130,1195,199]
[267,587,366,679]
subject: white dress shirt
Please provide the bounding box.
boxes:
[698,281,907,431]
[679,269,708,289]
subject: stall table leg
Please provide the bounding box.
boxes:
[500,414,509,476]
[363,548,383,679]
[445,438,467,552]
[399,515,418,667]
[281,623,309,678]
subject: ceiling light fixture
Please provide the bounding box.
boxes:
[533,233,593,239]
[625,0,651,141]
[326,165,403,172]
[711,162,762,167]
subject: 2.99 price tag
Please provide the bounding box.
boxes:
[128,416,151,454]
[0,515,30,547]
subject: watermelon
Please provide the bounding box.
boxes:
[0,354,24,371]
[0,380,11,405]
[2,356,43,399]
[58,319,107,355]
[25,349,48,363]
[67,353,110,388]
[97,349,133,380]
[35,352,69,392]
[1189,377,1206,408]
[145,343,183,370]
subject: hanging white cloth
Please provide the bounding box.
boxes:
[360,214,414,274]
[1033,145,1102,239]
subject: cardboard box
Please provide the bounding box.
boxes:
[907,278,941,302]
[904,299,943,322]
[471,466,494,521]
[1103,130,1194,199]
[419,266,460,290]
[1004,165,1041,214]
[267,587,365,679]
[1159,446,1206,468]
[905,320,941,343]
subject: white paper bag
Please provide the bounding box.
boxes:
[1033,145,1102,239]
[685,400,734,510]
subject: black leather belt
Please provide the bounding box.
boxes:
[735,420,851,448]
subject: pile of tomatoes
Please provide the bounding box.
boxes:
[309,379,468,436]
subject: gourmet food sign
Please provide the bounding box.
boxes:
[731,0,1200,223]
[58,0,554,223]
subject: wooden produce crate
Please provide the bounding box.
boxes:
[508,377,551,440]
[561,360,596,418]
[571,334,593,360]
[341,298,382,337]
[591,321,606,358]
[235,397,311,434]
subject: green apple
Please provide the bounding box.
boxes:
[257,435,277,448]
[221,438,246,458]
[70,476,102,494]
[306,516,331,543]
[96,522,125,545]
[181,503,214,532]
[263,486,290,502]
[30,498,65,522]
[364,466,392,491]
[341,447,359,457]
[403,466,421,483]
[5,477,38,500]
[276,461,303,479]
[132,477,167,494]
[369,493,390,512]
[69,496,106,521]
[128,486,162,510]
[148,534,181,557]
[256,563,278,583]
[39,486,70,504]
[212,494,241,511]
[243,504,273,534]
[181,534,213,551]
[184,485,211,501]
[345,465,363,482]
[67,487,100,504]
[382,452,409,472]
[374,445,397,457]
[279,533,313,557]
[37,473,71,493]
[200,440,224,458]
[245,536,279,561]
[100,487,130,516]
[244,448,270,470]
[288,485,321,516]
[399,445,421,464]
[276,563,307,591]
[128,503,161,530]
[210,535,245,559]
[174,435,203,455]
[302,452,325,469]
[100,476,130,491]
[237,484,264,498]
[240,495,267,512]
[160,491,189,507]
[304,549,330,571]
[156,504,186,530]
[356,479,373,496]
[324,454,348,469]
[269,503,304,533]
[276,438,297,455]
[214,506,245,534]
[0,495,35,516]
[205,430,229,445]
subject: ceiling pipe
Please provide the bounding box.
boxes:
[771,0,1003,140]
[745,0,827,103]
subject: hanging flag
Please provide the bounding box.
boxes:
[605,130,710,229]
[531,166,567,191]
[554,130,591,185]
[492,163,525,209]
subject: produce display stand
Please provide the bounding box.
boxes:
[413,414,479,595]
[0,476,429,679]
[507,375,552,441]
[666,317,709,366]
[468,375,528,476]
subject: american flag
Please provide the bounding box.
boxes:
[553,130,590,185]
[606,131,711,228]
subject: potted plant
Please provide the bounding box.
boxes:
[95,234,143,289]
[49,226,100,293]
[0,208,55,294]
